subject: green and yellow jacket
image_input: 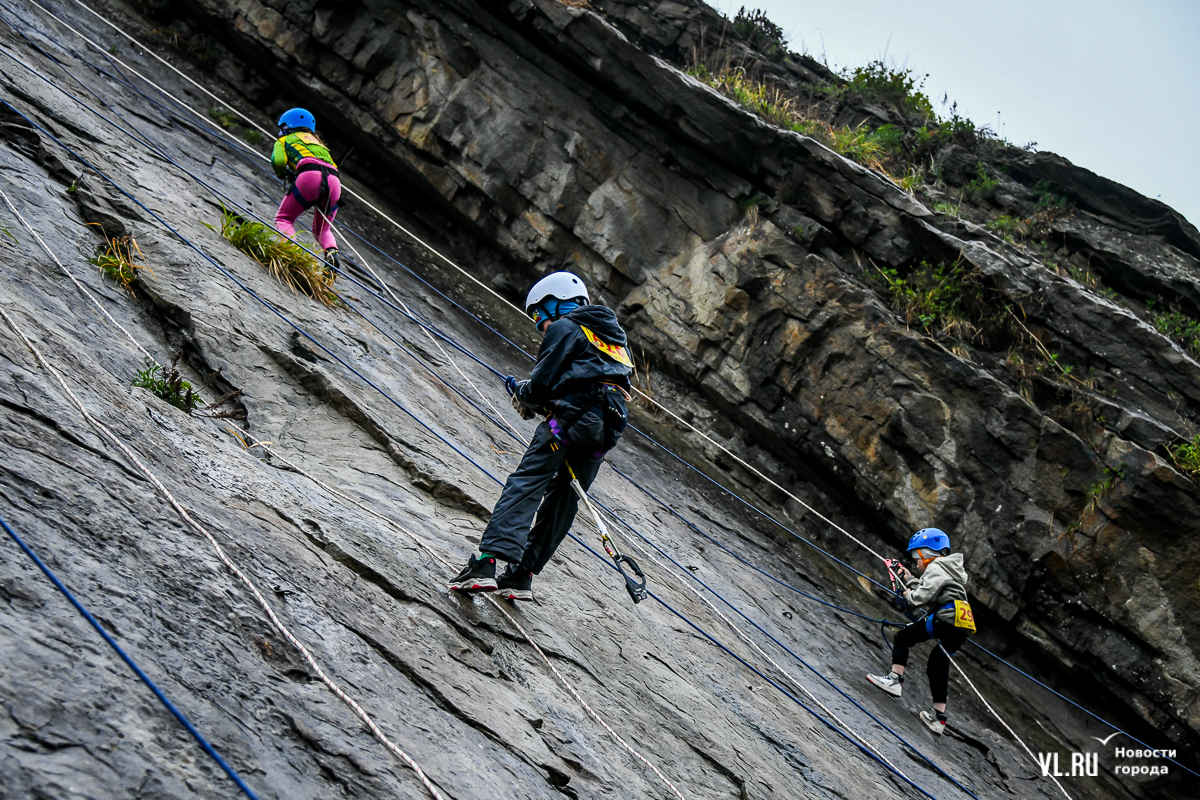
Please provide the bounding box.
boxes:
[271,130,336,177]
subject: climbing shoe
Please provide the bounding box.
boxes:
[921,710,947,735]
[497,565,533,602]
[448,554,497,593]
[324,248,341,269]
[867,671,904,697]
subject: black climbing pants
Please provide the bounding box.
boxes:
[478,420,605,574]
[892,619,970,704]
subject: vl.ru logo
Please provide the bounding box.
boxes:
[1037,751,1099,777]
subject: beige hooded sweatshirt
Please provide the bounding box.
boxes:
[903,553,969,624]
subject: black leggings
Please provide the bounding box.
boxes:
[892,619,970,704]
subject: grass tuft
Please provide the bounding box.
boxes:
[88,227,145,290]
[210,207,338,307]
[1150,306,1200,359]
[132,353,203,414]
[1168,434,1200,479]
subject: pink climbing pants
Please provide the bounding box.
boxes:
[275,158,341,252]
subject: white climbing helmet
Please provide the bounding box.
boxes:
[524,272,589,316]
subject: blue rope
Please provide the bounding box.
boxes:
[0,513,262,798]
[6,26,1192,781]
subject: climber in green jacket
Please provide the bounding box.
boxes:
[272,108,341,268]
[867,528,976,735]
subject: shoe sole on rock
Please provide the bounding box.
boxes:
[921,714,946,735]
[502,588,533,601]
[866,675,903,697]
[449,578,497,592]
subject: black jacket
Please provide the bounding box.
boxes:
[514,305,633,407]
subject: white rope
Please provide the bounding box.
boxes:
[235,432,689,800]
[942,645,1073,800]
[0,187,157,367]
[0,303,448,800]
[51,0,885,562]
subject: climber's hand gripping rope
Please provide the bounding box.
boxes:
[566,463,646,604]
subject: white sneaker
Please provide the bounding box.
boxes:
[921,710,946,735]
[867,672,904,697]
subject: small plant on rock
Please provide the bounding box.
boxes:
[962,162,998,201]
[132,353,203,414]
[89,227,145,290]
[208,107,239,129]
[1167,434,1200,479]
[732,7,788,59]
[209,207,338,307]
[1151,307,1200,360]
[1032,179,1073,210]
[839,60,935,121]
[871,259,987,340]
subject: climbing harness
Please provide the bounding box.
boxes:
[0,514,262,799]
[566,462,646,603]
[289,161,339,212]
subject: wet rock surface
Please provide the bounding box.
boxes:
[0,1,1196,799]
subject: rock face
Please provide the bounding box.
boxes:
[1,1,1197,799]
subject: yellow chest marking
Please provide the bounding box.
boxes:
[580,325,633,368]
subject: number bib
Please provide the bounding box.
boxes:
[953,600,977,633]
[580,325,633,367]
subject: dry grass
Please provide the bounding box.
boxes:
[88,225,146,290]
[210,208,338,307]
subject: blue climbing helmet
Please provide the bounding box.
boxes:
[277,108,316,135]
[907,528,951,556]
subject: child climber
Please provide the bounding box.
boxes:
[449,272,632,602]
[868,528,976,735]
[272,108,341,268]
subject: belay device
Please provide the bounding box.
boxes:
[566,463,646,604]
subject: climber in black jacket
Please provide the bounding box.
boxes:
[449,272,633,602]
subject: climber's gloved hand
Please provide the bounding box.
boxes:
[511,395,537,420]
[504,375,520,397]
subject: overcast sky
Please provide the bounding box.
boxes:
[739,1,1200,228]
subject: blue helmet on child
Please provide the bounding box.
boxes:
[907,528,950,555]
[277,108,316,134]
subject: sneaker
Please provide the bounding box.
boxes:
[921,710,947,735]
[324,248,341,269]
[448,555,497,593]
[497,565,533,602]
[867,671,904,697]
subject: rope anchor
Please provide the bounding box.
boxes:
[567,463,646,604]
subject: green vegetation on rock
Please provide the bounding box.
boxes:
[89,228,144,290]
[1151,306,1200,359]
[132,355,203,414]
[209,207,338,307]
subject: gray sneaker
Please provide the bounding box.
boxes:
[867,671,904,697]
[448,554,497,593]
[497,565,533,602]
[921,710,946,735]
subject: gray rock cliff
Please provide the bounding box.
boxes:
[1,0,1196,798]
